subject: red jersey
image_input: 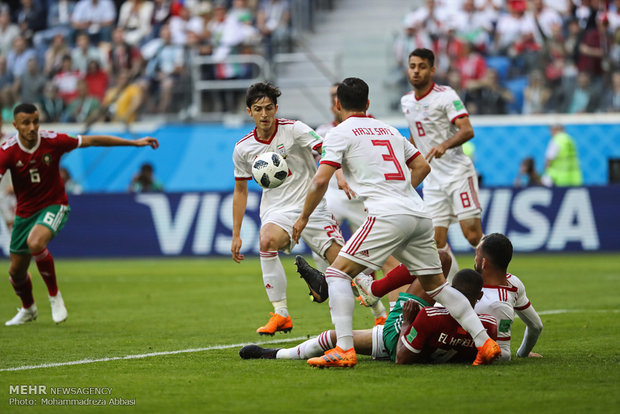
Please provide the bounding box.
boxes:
[0,130,81,217]
[401,307,498,363]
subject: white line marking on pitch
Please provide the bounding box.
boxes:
[2,309,618,372]
[0,336,309,372]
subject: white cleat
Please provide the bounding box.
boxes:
[5,304,38,326]
[49,291,68,323]
[353,274,380,307]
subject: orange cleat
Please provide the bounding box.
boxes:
[374,315,387,326]
[307,346,357,368]
[256,312,293,335]
[473,338,501,365]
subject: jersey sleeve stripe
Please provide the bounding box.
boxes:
[515,302,531,311]
[319,160,341,169]
[450,113,468,124]
[406,152,420,165]
[400,336,421,353]
[235,177,252,181]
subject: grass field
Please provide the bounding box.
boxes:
[0,254,618,413]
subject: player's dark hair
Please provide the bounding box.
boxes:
[337,77,368,112]
[13,103,38,116]
[451,269,483,302]
[246,82,281,108]
[480,233,513,271]
[409,48,435,67]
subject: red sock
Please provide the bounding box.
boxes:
[371,264,416,297]
[10,274,34,308]
[33,248,58,296]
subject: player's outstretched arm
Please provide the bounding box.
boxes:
[80,135,159,149]
[425,116,474,163]
[292,163,335,243]
[231,180,249,263]
[516,305,543,358]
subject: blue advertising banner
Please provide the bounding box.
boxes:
[0,186,618,258]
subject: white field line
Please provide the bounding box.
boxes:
[2,309,619,372]
[0,336,309,372]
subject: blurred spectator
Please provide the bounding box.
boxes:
[404,0,444,40]
[577,13,611,83]
[39,83,65,122]
[103,69,144,122]
[52,54,81,103]
[15,0,47,40]
[150,0,172,39]
[72,32,104,74]
[542,124,583,187]
[514,157,542,187]
[0,185,16,230]
[565,72,595,113]
[451,0,492,51]
[84,59,108,101]
[61,78,101,122]
[169,5,204,45]
[0,87,16,122]
[0,6,19,56]
[494,0,535,55]
[107,27,144,83]
[44,33,72,76]
[257,0,292,57]
[6,35,38,79]
[611,27,620,70]
[60,167,83,194]
[0,55,13,91]
[128,162,163,192]
[455,42,487,89]
[33,0,76,50]
[609,0,620,34]
[13,57,46,106]
[71,0,117,44]
[118,0,155,46]
[466,68,513,114]
[601,71,620,112]
[522,69,550,114]
[143,23,184,113]
[527,0,562,43]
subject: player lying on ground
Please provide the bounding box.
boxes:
[240,269,497,365]
[1,103,159,326]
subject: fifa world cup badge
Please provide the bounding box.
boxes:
[276,144,287,159]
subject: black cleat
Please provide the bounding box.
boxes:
[295,255,329,303]
[239,344,280,359]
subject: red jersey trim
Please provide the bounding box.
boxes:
[235,133,253,146]
[235,177,252,181]
[415,83,435,101]
[320,160,341,169]
[312,143,322,152]
[406,152,421,165]
[254,121,280,145]
[515,302,531,311]
[450,113,469,124]
[483,284,519,293]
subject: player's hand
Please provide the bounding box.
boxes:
[425,144,446,163]
[231,236,244,263]
[402,299,421,324]
[335,170,356,199]
[292,216,308,244]
[136,137,159,149]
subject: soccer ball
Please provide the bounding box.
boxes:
[252,152,288,189]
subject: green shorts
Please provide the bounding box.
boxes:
[10,205,70,254]
[382,292,430,361]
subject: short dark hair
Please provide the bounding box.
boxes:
[409,48,435,67]
[480,233,513,271]
[451,269,483,302]
[337,77,368,112]
[245,82,281,108]
[14,103,38,117]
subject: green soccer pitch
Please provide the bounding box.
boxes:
[0,254,618,413]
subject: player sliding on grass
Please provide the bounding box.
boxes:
[291,77,500,367]
[241,268,498,364]
[1,103,159,326]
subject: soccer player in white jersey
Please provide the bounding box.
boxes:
[292,77,500,367]
[474,233,543,359]
[232,82,345,335]
[401,48,483,280]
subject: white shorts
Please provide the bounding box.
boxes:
[262,206,344,257]
[424,175,482,228]
[339,214,442,275]
[371,324,390,360]
[324,186,367,231]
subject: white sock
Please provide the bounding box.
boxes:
[311,251,329,273]
[426,282,489,348]
[260,251,288,316]
[326,267,355,350]
[438,243,459,284]
[276,330,334,359]
[370,300,387,318]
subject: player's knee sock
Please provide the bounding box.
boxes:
[438,244,459,284]
[10,274,34,308]
[325,267,355,350]
[311,251,329,273]
[426,282,489,348]
[371,264,416,298]
[33,248,58,296]
[260,251,288,318]
[276,330,334,359]
[370,300,387,319]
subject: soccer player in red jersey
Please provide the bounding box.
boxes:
[1,103,159,326]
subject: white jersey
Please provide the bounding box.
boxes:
[401,83,477,190]
[233,119,325,219]
[320,115,427,218]
[474,273,533,360]
[315,121,341,193]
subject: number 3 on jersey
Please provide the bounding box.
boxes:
[371,140,405,181]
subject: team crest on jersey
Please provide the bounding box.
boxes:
[276,144,287,159]
[42,153,52,165]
